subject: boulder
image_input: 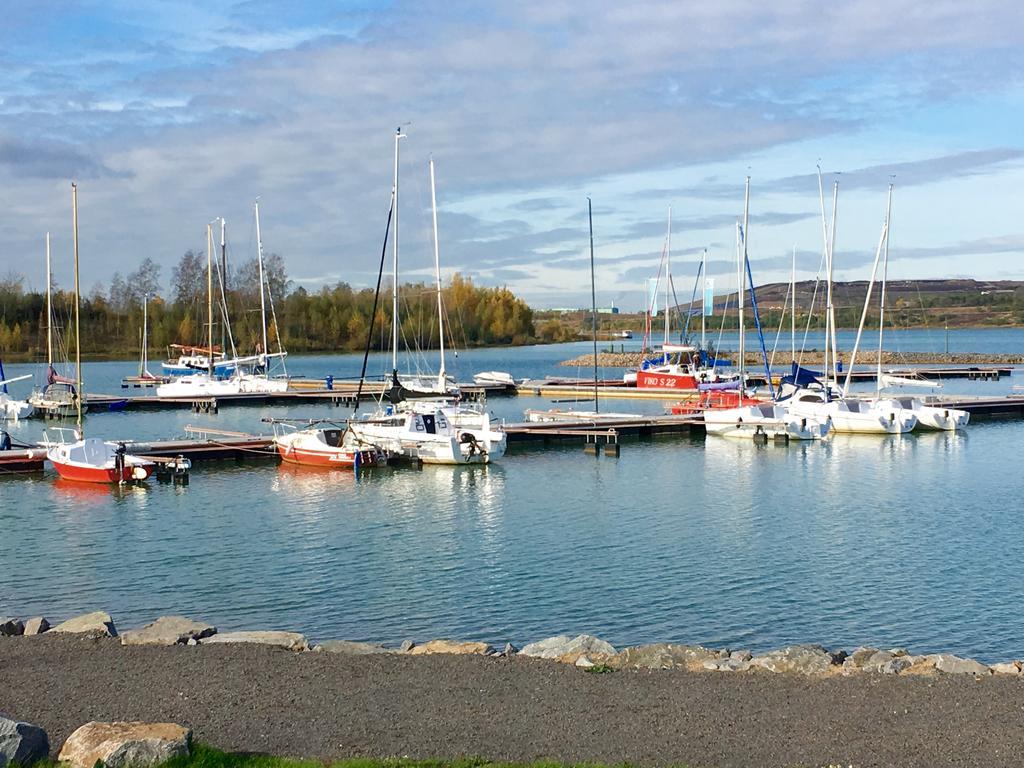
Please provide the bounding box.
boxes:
[406,639,493,656]
[843,646,880,671]
[120,616,216,647]
[58,722,190,768]
[608,643,721,671]
[749,644,838,675]
[931,654,990,676]
[315,640,392,655]
[50,611,117,637]
[399,639,415,652]
[730,649,752,662]
[503,642,518,657]
[0,715,49,766]
[880,656,913,675]
[575,655,596,668]
[22,618,48,636]
[520,634,615,662]
[201,631,307,651]
[0,619,23,637]
[703,657,749,672]
[991,661,1022,675]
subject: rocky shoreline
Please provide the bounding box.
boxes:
[560,350,1024,368]
[4,611,1024,767]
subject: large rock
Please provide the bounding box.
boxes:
[749,644,839,675]
[520,634,616,662]
[0,715,49,766]
[22,618,48,636]
[608,643,722,671]
[0,619,23,637]
[931,654,990,676]
[120,616,216,647]
[406,639,493,656]
[315,640,392,655]
[58,722,190,768]
[50,611,117,637]
[991,661,1022,675]
[201,631,307,651]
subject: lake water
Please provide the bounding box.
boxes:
[2,327,1024,661]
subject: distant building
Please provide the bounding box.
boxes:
[548,305,620,315]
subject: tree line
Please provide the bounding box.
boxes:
[0,252,536,360]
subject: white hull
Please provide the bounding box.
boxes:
[473,371,516,387]
[887,396,968,431]
[703,403,831,440]
[787,390,917,434]
[1,395,33,420]
[156,373,288,398]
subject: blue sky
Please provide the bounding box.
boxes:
[2,0,1024,309]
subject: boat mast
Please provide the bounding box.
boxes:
[71,182,82,434]
[220,217,228,356]
[827,182,839,389]
[45,232,53,373]
[588,197,599,413]
[254,201,269,366]
[877,182,893,394]
[738,176,749,399]
[391,127,404,382]
[790,245,796,362]
[664,206,671,348]
[429,156,446,385]
[206,222,214,379]
[816,166,830,392]
[701,247,707,353]
[141,292,149,377]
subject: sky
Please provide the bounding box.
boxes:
[2,0,1024,310]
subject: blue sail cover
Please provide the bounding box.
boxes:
[780,362,823,388]
[698,380,740,392]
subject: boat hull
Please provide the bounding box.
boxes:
[635,369,700,391]
[275,442,386,468]
[703,404,831,440]
[46,438,155,484]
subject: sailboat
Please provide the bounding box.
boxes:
[156,209,288,398]
[0,361,33,420]
[781,177,917,435]
[702,178,831,440]
[45,183,155,484]
[347,131,505,464]
[627,207,735,391]
[28,233,88,419]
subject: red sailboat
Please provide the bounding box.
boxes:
[45,183,155,484]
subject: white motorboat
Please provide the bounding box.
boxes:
[348,400,506,464]
[473,371,516,387]
[0,373,34,420]
[703,401,831,440]
[784,385,917,434]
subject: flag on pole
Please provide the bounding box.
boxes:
[703,278,714,316]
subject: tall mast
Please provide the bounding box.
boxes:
[429,156,446,384]
[391,127,404,380]
[141,292,149,377]
[816,166,831,392]
[588,197,599,413]
[664,205,671,347]
[71,182,82,433]
[45,232,53,371]
[790,245,796,361]
[738,176,750,398]
[827,181,839,388]
[254,201,269,364]
[877,183,893,394]
[206,222,214,379]
[701,247,707,352]
[220,217,228,355]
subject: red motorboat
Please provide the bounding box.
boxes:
[271,422,388,469]
[46,431,155,483]
[670,389,761,415]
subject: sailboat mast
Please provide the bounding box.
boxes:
[429,156,446,382]
[71,182,82,433]
[664,206,671,347]
[816,166,830,392]
[141,293,149,376]
[701,247,707,352]
[391,127,404,380]
[589,197,599,413]
[45,232,53,371]
[220,217,228,355]
[827,182,839,388]
[738,177,750,398]
[206,223,214,379]
[790,245,796,361]
[877,183,893,393]
[254,201,269,363]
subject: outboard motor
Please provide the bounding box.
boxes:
[114,442,127,479]
[0,430,11,451]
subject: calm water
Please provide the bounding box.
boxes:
[2,329,1024,661]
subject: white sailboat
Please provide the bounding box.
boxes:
[347,131,505,464]
[157,210,288,399]
[782,176,916,435]
[0,373,33,420]
[45,183,156,484]
[702,178,831,441]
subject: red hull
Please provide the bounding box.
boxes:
[670,391,760,415]
[636,369,700,390]
[276,444,381,469]
[50,459,153,484]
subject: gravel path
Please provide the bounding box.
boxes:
[2,635,1022,767]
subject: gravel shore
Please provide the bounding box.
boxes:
[3,634,1023,767]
